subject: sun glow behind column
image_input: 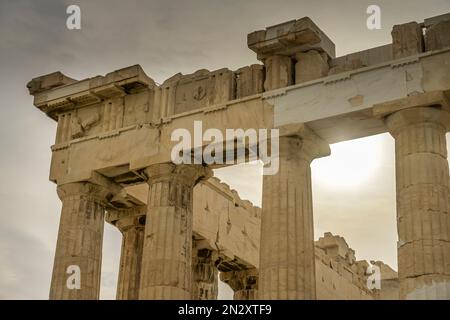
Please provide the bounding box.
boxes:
[312,134,385,188]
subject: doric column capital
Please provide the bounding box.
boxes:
[385,106,450,137]
[56,181,114,206]
[106,206,147,233]
[277,123,330,162]
[144,163,212,187]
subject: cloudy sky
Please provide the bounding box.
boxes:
[1,0,449,299]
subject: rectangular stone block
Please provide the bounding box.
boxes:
[264,55,293,91]
[209,68,235,105]
[248,17,336,60]
[391,22,424,59]
[424,13,450,28]
[295,50,329,83]
[329,44,392,74]
[162,68,235,116]
[425,20,450,51]
[123,89,153,126]
[235,64,264,98]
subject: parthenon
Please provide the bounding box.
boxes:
[27,13,450,300]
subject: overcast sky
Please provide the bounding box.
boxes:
[1,0,449,300]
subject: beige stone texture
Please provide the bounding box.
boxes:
[27,13,450,301]
[314,233,400,300]
[263,55,293,91]
[235,64,264,99]
[106,206,146,300]
[31,63,273,185]
[370,261,399,300]
[258,126,330,300]
[193,178,261,270]
[139,164,211,300]
[248,17,335,60]
[157,68,236,117]
[220,269,258,300]
[110,180,394,300]
[27,71,76,95]
[424,13,450,27]
[295,50,329,84]
[386,107,450,299]
[425,20,450,51]
[118,177,262,272]
[313,233,397,300]
[50,182,111,300]
[328,58,365,76]
[373,91,450,118]
[329,44,392,75]
[109,176,262,300]
[191,245,218,300]
[248,17,335,92]
[391,22,424,59]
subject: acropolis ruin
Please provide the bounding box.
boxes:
[27,13,450,300]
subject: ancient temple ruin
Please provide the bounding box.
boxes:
[27,13,450,300]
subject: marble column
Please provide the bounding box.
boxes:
[258,126,330,299]
[386,106,450,299]
[220,269,258,300]
[110,206,146,300]
[191,246,218,300]
[50,182,112,300]
[139,163,211,299]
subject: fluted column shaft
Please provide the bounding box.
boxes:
[139,164,211,299]
[191,247,218,300]
[386,107,450,299]
[220,269,258,300]
[259,131,329,300]
[50,182,111,300]
[112,207,146,300]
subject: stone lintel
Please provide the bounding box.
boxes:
[130,124,330,171]
[86,171,123,194]
[248,17,336,60]
[373,90,450,118]
[278,123,331,159]
[129,140,260,173]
